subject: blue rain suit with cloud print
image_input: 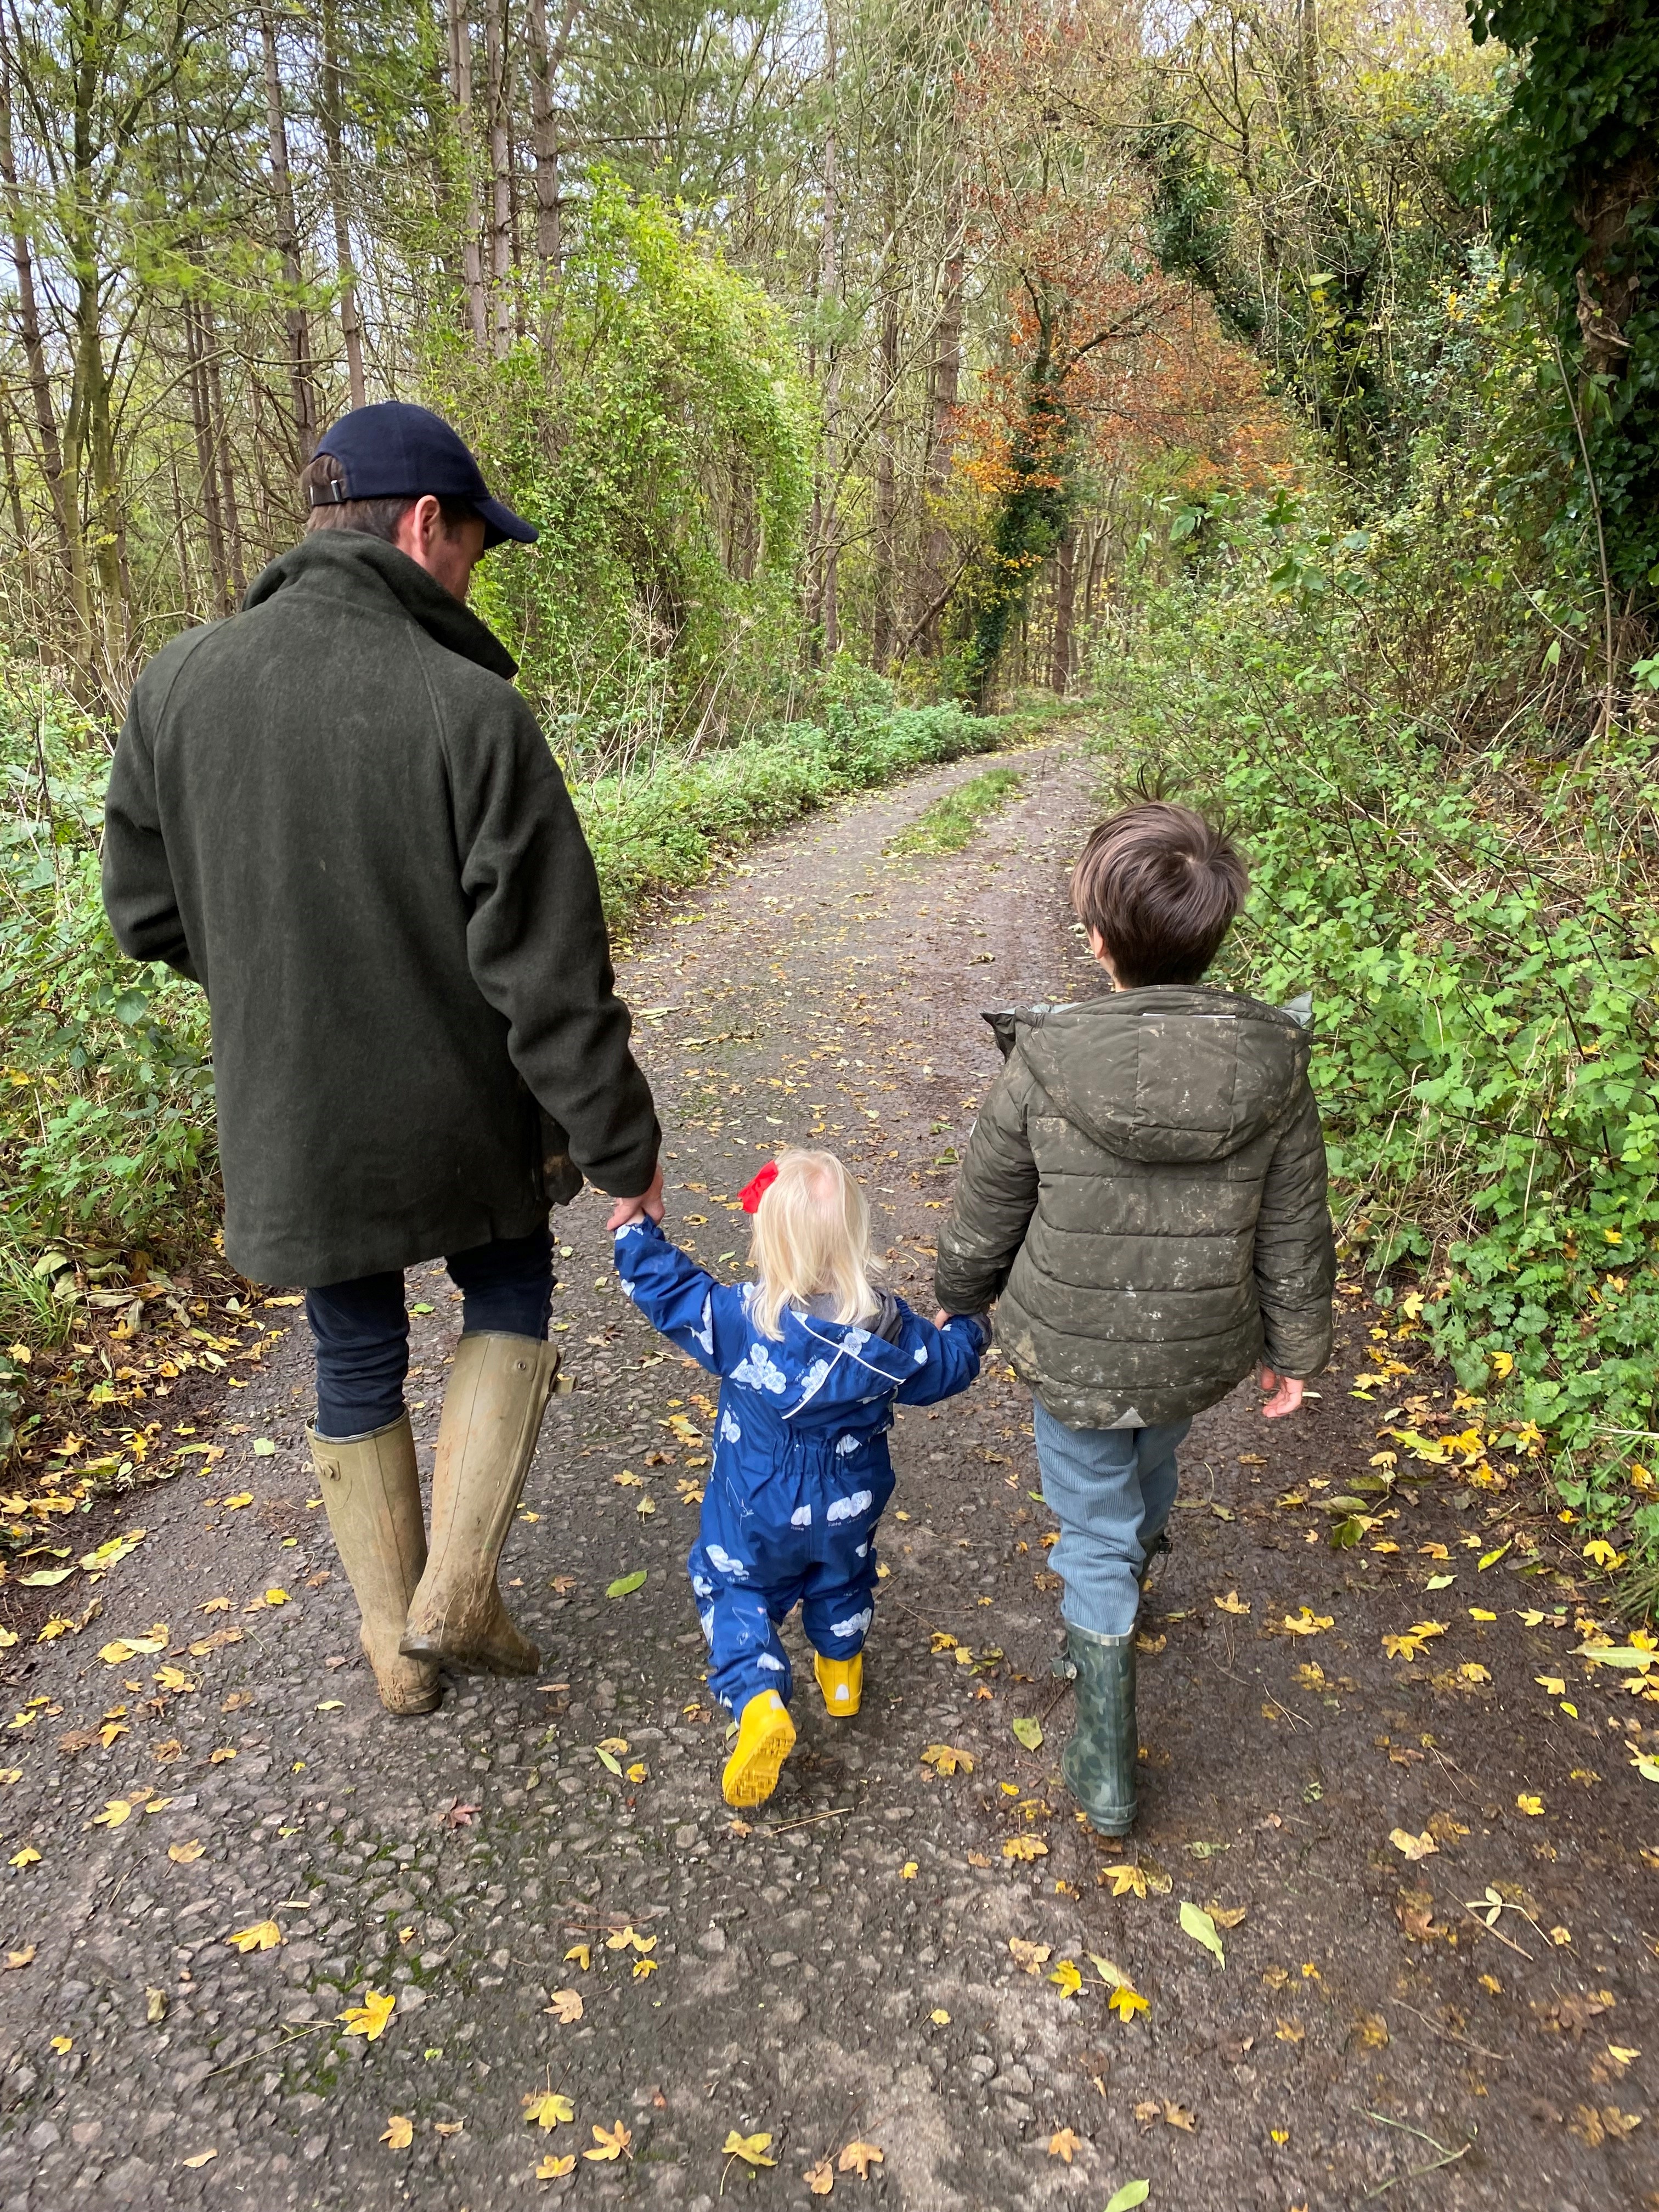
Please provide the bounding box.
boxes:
[613,1217,986,1715]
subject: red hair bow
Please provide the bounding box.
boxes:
[738,1161,779,1214]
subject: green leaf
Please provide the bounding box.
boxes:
[18,1567,75,1587]
[595,1746,623,1776]
[1105,2183,1151,2212]
[411,1302,435,1314]
[1180,1900,1224,1967]
[1011,1717,1043,1751]
[606,1570,647,1598]
[252,1438,276,1457]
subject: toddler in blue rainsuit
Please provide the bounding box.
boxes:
[612,1148,987,1807]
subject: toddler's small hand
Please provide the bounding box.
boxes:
[1259,1367,1304,1419]
[606,1164,665,1232]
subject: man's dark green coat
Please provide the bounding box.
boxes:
[102,531,659,1286]
[935,988,1334,1428]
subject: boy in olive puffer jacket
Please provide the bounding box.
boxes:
[935,802,1335,1835]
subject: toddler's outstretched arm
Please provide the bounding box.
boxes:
[894,1308,990,1408]
[612,1216,749,1374]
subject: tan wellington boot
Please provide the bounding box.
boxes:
[307,1415,442,1716]
[399,1332,557,1675]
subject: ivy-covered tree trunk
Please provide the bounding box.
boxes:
[966,297,1075,712]
[1468,1,1659,624]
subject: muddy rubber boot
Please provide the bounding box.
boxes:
[1059,1621,1138,1834]
[399,1333,557,1675]
[307,1415,442,1716]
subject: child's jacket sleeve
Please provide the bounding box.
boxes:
[612,1218,751,1374]
[1253,1075,1335,1379]
[934,1055,1040,1315]
[893,1308,989,1407]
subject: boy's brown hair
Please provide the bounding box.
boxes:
[1070,801,1248,987]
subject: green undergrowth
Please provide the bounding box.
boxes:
[1092,521,1659,1610]
[884,768,1025,857]
[0,659,1053,1430]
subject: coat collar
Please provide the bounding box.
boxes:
[241,529,518,681]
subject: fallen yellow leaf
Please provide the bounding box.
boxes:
[168,1839,204,1865]
[523,2091,575,2131]
[338,1988,396,2040]
[1389,1829,1438,1862]
[90,1798,133,1829]
[1516,1792,1545,1816]
[838,2141,884,2178]
[1048,2126,1082,2162]
[546,1989,583,2023]
[225,1918,281,1953]
[535,2154,575,2179]
[584,2120,631,2162]
[381,2114,413,2151]
[1049,1958,1083,1999]
[723,2131,777,2168]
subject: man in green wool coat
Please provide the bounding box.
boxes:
[102,403,662,1715]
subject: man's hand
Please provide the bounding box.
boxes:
[606,1164,665,1232]
[1260,1367,1305,1420]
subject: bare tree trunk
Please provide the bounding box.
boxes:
[528,0,577,276]
[1050,524,1075,693]
[0,396,28,561]
[260,4,318,462]
[485,0,511,357]
[918,206,964,657]
[871,274,899,667]
[320,0,366,409]
[0,42,71,571]
[204,336,246,594]
[184,291,230,606]
[817,1,840,659]
[448,0,489,351]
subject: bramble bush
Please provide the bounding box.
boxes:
[1093,494,1659,1600]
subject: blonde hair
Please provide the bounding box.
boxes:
[749,1149,881,1340]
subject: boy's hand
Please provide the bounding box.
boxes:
[1259,1367,1304,1419]
[606,1164,665,1232]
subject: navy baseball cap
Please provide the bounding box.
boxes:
[311,401,538,550]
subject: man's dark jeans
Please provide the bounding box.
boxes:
[306,1228,554,1438]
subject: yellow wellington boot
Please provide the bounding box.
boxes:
[308,1416,441,1716]
[399,1333,558,1676]
[814,1651,862,1717]
[721,1690,797,1809]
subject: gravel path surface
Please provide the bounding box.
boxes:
[1,736,1655,2210]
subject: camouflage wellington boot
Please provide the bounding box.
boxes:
[1058,1622,1138,1834]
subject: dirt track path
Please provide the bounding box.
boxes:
[1,733,1655,2211]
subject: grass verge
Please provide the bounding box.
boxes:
[883,768,1025,857]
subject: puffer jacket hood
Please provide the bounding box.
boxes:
[991,988,1310,1166]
